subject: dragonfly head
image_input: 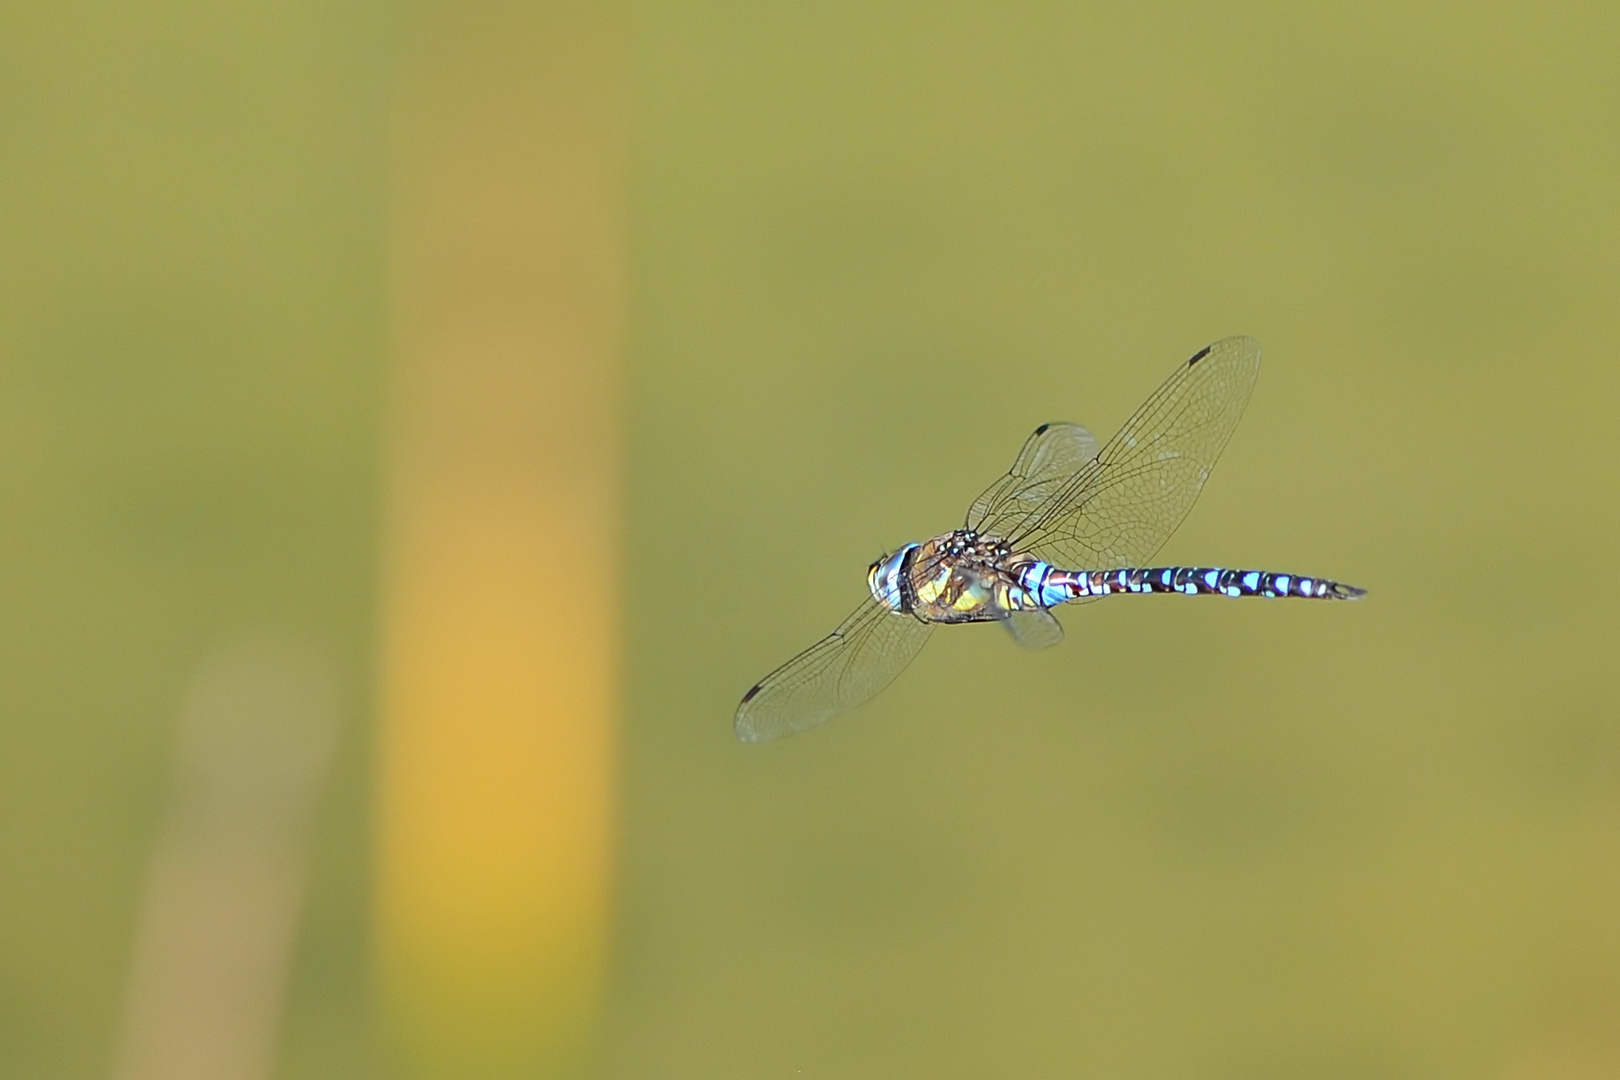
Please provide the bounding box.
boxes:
[867,543,919,613]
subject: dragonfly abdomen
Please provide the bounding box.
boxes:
[1020,563,1365,604]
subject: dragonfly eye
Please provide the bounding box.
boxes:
[867,544,917,612]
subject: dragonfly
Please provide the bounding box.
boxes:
[734,336,1365,743]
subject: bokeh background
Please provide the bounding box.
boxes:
[3,2,1618,1078]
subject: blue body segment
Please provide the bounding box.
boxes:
[1021,561,1071,607]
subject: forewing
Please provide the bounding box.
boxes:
[734,599,934,743]
[1001,336,1261,569]
[967,422,1100,534]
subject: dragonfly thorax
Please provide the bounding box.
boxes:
[867,529,1030,622]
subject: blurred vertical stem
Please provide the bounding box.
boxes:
[376,3,628,1077]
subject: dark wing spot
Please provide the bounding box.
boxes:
[1187,345,1212,366]
[740,684,762,704]
[1034,422,1050,434]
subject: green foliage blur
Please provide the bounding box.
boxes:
[0,2,395,1079]
[2,2,1618,1078]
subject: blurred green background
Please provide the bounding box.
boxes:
[4,1,1620,1078]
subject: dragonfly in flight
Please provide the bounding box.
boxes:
[735,337,1364,743]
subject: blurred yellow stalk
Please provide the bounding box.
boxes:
[375,4,628,1077]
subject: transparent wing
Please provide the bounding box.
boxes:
[1000,607,1065,650]
[966,422,1099,533]
[734,598,934,743]
[978,336,1261,570]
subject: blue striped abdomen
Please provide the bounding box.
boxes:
[1016,563,1365,604]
